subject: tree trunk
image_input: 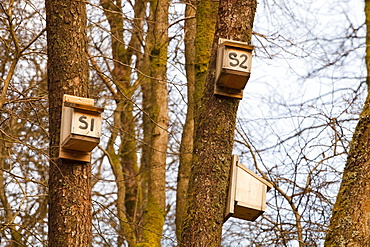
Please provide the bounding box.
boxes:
[46,0,92,246]
[181,0,257,246]
[140,0,169,245]
[324,1,370,246]
[176,0,218,242]
[99,0,145,245]
[176,0,196,241]
[0,135,23,246]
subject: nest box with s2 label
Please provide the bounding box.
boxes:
[59,94,104,162]
[215,38,254,99]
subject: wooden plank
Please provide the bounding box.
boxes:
[233,206,264,222]
[235,168,265,211]
[63,94,94,106]
[64,102,104,113]
[61,134,99,152]
[219,38,254,51]
[60,105,73,149]
[237,162,273,190]
[224,154,239,221]
[59,148,91,162]
[214,84,243,99]
[217,69,250,90]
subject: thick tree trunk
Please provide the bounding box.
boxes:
[46,0,92,246]
[181,0,257,246]
[193,1,219,119]
[324,1,370,245]
[176,0,218,242]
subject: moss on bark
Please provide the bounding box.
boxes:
[181,0,257,246]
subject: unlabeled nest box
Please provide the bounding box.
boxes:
[59,94,104,162]
[215,38,254,99]
[225,155,272,222]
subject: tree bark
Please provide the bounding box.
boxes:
[176,0,196,241]
[99,0,145,245]
[176,0,218,242]
[140,0,169,246]
[181,0,257,246]
[46,0,92,246]
[0,134,23,246]
[324,1,370,246]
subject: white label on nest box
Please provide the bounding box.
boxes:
[222,46,252,74]
[71,111,101,139]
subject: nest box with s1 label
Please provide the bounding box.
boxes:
[59,94,104,162]
[225,155,272,222]
[215,38,254,99]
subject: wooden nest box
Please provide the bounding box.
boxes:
[225,155,272,222]
[59,94,104,162]
[215,39,254,99]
